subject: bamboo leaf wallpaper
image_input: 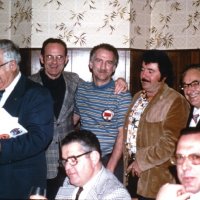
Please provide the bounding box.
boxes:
[0,0,200,49]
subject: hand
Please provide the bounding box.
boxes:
[114,78,128,94]
[156,183,191,200]
[127,160,142,177]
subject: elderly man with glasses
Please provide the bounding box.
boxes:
[0,39,53,199]
[56,129,131,200]
[180,64,200,128]
[156,128,200,200]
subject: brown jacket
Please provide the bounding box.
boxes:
[123,84,190,198]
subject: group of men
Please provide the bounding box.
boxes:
[156,64,200,200]
[1,37,200,200]
[0,38,130,200]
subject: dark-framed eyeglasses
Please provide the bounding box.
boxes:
[180,80,200,90]
[0,60,12,68]
[175,153,200,165]
[59,151,92,167]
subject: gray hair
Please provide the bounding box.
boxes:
[0,39,21,65]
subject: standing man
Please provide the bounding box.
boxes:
[56,129,131,200]
[156,128,200,200]
[73,43,132,182]
[180,64,200,127]
[30,38,80,200]
[30,38,128,199]
[123,49,190,200]
[0,39,53,199]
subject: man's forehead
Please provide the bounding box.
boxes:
[62,142,83,154]
[183,69,200,82]
[142,62,159,69]
[177,134,200,152]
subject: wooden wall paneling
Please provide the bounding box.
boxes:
[167,49,200,91]
[166,51,182,92]
[130,50,144,96]
[20,48,200,97]
[191,50,200,64]
[19,48,32,76]
[31,49,41,75]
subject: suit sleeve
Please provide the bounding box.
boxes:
[0,87,54,163]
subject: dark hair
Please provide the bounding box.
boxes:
[181,63,200,83]
[180,127,200,137]
[41,38,68,56]
[141,49,174,87]
[61,130,102,157]
[89,43,119,66]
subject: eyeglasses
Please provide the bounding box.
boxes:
[45,55,65,63]
[180,80,200,90]
[175,153,200,165]
[59,151,92,167]
[0,60,12,68]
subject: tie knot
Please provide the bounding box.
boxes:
[193,114,199,124]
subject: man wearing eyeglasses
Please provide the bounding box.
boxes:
[181,64,200,128]
[30,38,128,200]
[156,128,200,200]
[55,129,131,200]
[0,39,53,199]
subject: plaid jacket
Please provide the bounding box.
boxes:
[56,166,131,200]
[30,70,80,178]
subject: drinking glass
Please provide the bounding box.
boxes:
[29,186,47,200]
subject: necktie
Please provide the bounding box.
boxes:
[193,114,199,124]
[0,90,5,101]
[75,187,83,200]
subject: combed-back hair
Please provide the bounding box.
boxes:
[142,49,174,87]
[180,127,200,137]
[0,39,21,65]
[181,63,200,83]
[61,130,102,157]
[41,38,68,56]
[89,43,119,67]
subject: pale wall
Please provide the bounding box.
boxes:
[0,0,199,49]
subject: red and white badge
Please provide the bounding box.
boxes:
[102,109,114,121]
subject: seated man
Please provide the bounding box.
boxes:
[56,129,131,200]
[156,128,200,200]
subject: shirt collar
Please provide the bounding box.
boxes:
[0,72,21,107]
[193,107,200,115]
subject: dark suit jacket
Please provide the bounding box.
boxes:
[0,75,54,199]
[187,107,200,128]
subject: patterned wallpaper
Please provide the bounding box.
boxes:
[0,0,200,49]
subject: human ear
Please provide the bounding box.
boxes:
[40,54,44,64]
[90,151,100,165]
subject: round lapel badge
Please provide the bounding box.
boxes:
[102,109,114,121]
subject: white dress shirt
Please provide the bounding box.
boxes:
[190,191,200,200]
[0,72,21,107]
[189,107,200,127]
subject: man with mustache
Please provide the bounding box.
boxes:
[30,38,128,200]
[123,49,190,200]
[73,43,132,183]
